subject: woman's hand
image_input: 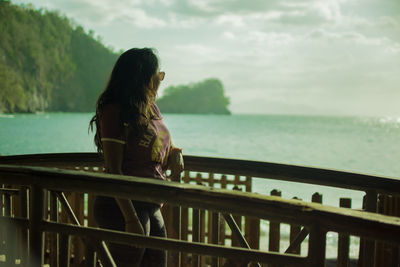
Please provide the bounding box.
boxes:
[168,146,184,179]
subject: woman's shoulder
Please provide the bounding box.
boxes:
[152,102,163,118]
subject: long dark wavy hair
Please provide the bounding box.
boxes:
[89,48,161,154]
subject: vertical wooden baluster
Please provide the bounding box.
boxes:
[358,195,366,267]
[200,208,206,267]
[50,191,59,267]
[196,173,202,185]
[289,197,302,255]
[87,194,95,227]
[59,234,71,267]
[59,192,70,267]
[192,207,200,267]
[170,172,182,267]
[244,176,259,251]
[245,215,260,250]
[245,176,251,193]
[181,171,190,266]
[12,187,20,266]
[74,193,84,265]
[44,191,50,265]
[374,194,384,267]
[234,175,240,187]
[84,238,96,267]
[29,185,45,267]
[19,187,28,266]
[211,212,220,267]
[0,187,4,258]
[207,172,214,257]
[308,225,327,267]
[232,186,242,248]
[181,205,189,266]
[220,175,227,253]
[338,198,351,267]
[4,192,15,266]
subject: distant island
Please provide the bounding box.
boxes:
[157,78,231,115]
[0,1,230,115]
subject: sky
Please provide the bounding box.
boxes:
[14,0,400,116]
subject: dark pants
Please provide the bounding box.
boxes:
[93,196,167,267]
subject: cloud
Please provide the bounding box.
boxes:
[307,29,400,53]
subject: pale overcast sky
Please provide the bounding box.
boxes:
[14,0,400,116]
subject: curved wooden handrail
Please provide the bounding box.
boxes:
[1,163,400,244]
[1,152,400,195]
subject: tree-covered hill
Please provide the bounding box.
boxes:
[0,0,118,112]
[157,78,231,114]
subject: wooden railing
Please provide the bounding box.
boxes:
[1,153,400,267]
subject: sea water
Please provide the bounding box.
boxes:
[1,112,400,258]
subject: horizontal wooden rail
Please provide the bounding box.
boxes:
[42,221,308,266]
[1,153,400,195]
[1,164,400,244]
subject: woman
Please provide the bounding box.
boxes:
[89,48,184,267]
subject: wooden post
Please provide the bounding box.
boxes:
[374,194,384,267]
[360,190,377,267]
[29,185,45,267]
[376,194,399,267]
[312,192,323,204]
[308,225,327,267]
[337,198,351,267]
[289,197,302,255]
[269,189,281,253]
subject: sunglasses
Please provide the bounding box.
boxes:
[159,71,165,81]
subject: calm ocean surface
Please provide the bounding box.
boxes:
[1,112,400,257]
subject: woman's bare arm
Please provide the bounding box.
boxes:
[102,141,144,234]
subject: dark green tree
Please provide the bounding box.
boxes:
[0,0,117,113]
[157,78,231,114]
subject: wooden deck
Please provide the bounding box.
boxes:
[1,153,400,266]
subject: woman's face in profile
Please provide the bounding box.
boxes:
[149,68,165,97]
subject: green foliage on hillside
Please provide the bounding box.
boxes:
[0,0,118,112]
[157,78,231,114]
